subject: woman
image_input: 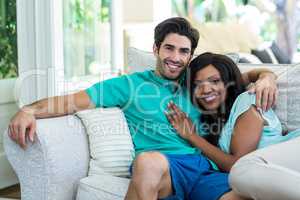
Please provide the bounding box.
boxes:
[166,52,300,199]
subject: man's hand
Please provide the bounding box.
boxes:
[248,72,278,112]
[165,101,196,140]
[8,107,36,149]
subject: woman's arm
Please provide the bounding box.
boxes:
[166,102,264,172]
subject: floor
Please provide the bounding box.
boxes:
[0,184,20,199]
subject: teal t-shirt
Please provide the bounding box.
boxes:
[85,70,202,156]
[219,92,300,154]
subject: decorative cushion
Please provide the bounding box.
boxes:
[76,107,135,178]
[193,22,240,54]
[251,42,280,64]
[237,52,263,64]
[251,48,273,63]
[271,42,291,64]
[265,47,279,64]
[191,21,262,54]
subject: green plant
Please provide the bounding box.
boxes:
[0,0,17,79]
[67,0,110,31]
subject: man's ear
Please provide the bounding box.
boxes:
[153,43,159,56]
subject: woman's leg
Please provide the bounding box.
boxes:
[219,191,251,200]
[229,136,300,200]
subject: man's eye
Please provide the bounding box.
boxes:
[180,50,190,54]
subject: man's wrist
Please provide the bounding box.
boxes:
[21,106,36,116]
[259,71,277,80]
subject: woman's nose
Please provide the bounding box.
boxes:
[201,82,213,93]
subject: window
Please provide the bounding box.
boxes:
[172,0,300,61]
[0,0,17,80]
[172,0,277,41]
[63,0,111,80]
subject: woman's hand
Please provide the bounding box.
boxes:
[165,101,196,140]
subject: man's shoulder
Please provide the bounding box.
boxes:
[128,70,153,78]
[102,70,152,83]
[120,70,155,83]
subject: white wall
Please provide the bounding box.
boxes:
[122,0,173,54]
[123,0,172,23]
[123,0,154,22]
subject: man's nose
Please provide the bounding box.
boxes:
[170,50,181,62]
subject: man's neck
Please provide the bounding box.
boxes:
[154,68,180,83]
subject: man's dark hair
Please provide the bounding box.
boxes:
[154,17,199,55]
[187,52,246,146]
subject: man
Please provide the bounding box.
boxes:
[9,17,277,200]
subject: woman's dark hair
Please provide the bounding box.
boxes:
[187,52,246,146]
[154,17,199,55]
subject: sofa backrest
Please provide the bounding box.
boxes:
[126,47,300,131]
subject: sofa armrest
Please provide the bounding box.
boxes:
[3,115,90,200]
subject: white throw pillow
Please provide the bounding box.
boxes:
[76,107,135,178]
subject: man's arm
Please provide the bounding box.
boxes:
[242,68,277,85]
[9,90,94,149]
[242,68,278,111]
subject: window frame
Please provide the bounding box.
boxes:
[14,0,64,106]
[13,0,124,106]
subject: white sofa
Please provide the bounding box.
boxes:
[3,115,131,200]
[3,60,300,199]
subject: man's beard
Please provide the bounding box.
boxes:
[156,58,186,81]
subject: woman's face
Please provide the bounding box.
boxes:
[193,64,227,111]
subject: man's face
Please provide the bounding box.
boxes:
[154,33,192,81]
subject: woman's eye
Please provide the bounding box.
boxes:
[211,79,221,84]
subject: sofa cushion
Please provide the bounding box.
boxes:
[126,47,239,74]
[76,174,130,200]
[126,47,156,73]
[275,64,300,131]
[76,107,135,178]
[191,22,262,54]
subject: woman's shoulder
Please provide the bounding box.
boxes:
[218,92,257,152]
[235,91,256,103]
[231,91,256,113]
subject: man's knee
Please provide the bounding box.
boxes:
[130,152,173,198]
[132,152,169,178]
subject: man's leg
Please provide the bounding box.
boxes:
[229,135,300,200]
[125,152,172,200]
